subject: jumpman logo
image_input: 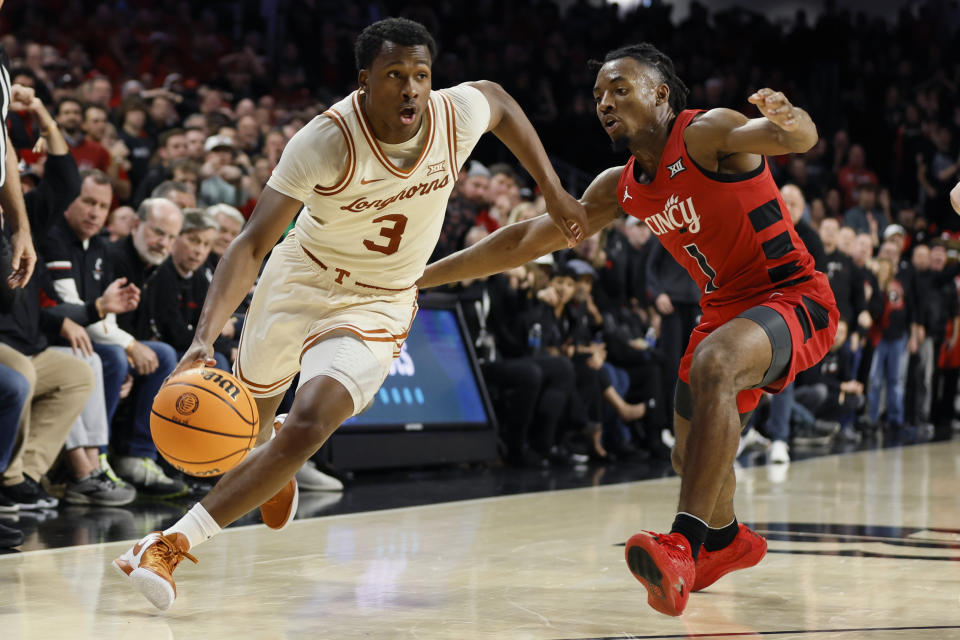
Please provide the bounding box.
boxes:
[623,185,633,203]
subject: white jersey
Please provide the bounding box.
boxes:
[267,84,491,290]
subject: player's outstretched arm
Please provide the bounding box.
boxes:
[466,80,587,247]
[172,186,301,376]
[418,166,622,289]
[687,88,818,158]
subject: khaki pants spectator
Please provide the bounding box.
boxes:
[0,344,94,485]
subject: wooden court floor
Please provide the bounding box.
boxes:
[1,441,958,640]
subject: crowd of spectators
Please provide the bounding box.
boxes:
[1,0,959,548]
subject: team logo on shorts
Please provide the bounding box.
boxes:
[175,392,200,415]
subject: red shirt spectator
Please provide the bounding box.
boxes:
[836,144,878,209]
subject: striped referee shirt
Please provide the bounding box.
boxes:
[0,44,10,189]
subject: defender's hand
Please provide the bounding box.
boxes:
[748,88,799,132]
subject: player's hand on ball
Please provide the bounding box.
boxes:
[543,186,588,247]
[749,88,798,132]
[172,342,218,379]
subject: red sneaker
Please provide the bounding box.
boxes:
[693,524,767,591]
[625,531,696,616]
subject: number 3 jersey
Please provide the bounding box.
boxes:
[616,109,818,309]
[267,84,491,290]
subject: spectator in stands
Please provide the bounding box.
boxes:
[432,162,486,261]
[762,184,830,463]
[104,205,137,242]
[109,197,184,337]
[115,97,153,190]
[837,143,878,209]
[866,247,915,439]
[41,173,185,497]
[141,209,230,368]
[905,243,937,436]
[235,115,261,155]
[475,163,518,232]
[931,243,960,432]
[132,128,188,206]
[184,127,208,163]
[198,135,246,207]
[151,178,196,210]
[80,103,130,201]
[0,265,94,512]
[645,240,699,417]
[820,217,869,332]
[171,159,201,198]
[794,319,865,443]
[843,183,888,247]
[204,203,245,273]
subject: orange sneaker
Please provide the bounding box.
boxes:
[625,531,696,616]
[259,414,299,531]
[693,524,767,591]
[113,531,197,610]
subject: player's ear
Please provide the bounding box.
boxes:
[358,69,369,92]
[656,84,669,107]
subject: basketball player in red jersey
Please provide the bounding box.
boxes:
[418,43,838,616]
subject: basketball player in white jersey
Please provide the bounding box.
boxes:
[113,17,587,610]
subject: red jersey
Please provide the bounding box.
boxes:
[617,109,817,309]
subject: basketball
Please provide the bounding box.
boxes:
[150,368,259,477]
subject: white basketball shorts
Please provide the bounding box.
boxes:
[235,233,418,415]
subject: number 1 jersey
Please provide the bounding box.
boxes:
[616,109,817,309]
[267,84,490,290]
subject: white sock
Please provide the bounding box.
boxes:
[164,503,221,550]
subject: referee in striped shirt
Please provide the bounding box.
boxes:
[0,20,37,294]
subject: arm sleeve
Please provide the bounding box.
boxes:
[266,115,350,203]
[23,153,80,230]
[440,84,493,170]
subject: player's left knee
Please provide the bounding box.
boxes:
[689,343,736,391]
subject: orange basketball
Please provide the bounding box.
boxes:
[150,368,259,477]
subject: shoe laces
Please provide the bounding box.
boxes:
[142,533,198,576]
[99,454,124,485]
[141,458,170,479]
[645,531,694,562]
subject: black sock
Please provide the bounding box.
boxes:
[703,517,739,552]
[670,512,708,560]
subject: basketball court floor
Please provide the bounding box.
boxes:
[1,440,958,639]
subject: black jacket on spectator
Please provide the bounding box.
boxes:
[794,219,827,272]
[869,272,914,342]
[24,154,81,232]
[40,216,115,313]
[0,260,69,355]
[797,346,853,395]
[108,236,154,338]
[823,249,866,326]
[646,241,701,305]
[142,257,209,353]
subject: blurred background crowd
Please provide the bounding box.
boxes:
[1,0,959,548]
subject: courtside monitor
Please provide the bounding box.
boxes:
[341,298,493,432]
